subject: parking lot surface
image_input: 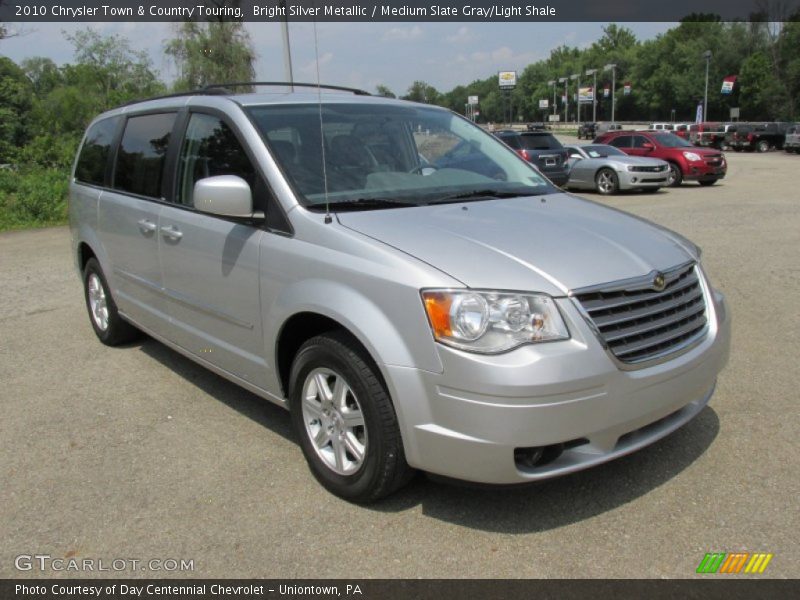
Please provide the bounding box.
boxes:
[1,149,798,578]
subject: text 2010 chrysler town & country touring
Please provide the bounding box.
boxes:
[69,85,730,502]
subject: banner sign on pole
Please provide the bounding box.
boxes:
[623,82,631,95]
[539,99,549,109]
[498,71,517,89]
[578,86,593,103]
[468,95,479,105]
[603,86,610,98]
[721,75,737,95]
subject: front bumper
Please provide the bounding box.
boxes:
[683,162,726,181]
[386,276,731,484]
[617,169,668,189]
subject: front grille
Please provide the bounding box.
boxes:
[629,165,666,173]
[573,264,708,364]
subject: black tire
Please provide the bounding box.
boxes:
[757,140,770,153]
[289,332,413,503]
[698,178,718,186]
[82,257,140,346]
[594,167,619,195]
[667,163,683,187]
[640,188,660,194]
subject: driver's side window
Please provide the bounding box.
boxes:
[176,113,256,207]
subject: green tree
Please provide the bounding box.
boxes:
[375,84,396,98]
[165,20,256,91]
[403,81,441,104]
[0,57,33,163]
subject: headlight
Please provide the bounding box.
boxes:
[421,290,569,353]
[683,151,703,162]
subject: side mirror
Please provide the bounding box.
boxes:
[194,175,253,218]
[570,153,582,160]
[642,142,655,150]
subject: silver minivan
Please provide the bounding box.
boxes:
[70,85,730,502]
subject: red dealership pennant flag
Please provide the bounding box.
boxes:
[721,75,737,95]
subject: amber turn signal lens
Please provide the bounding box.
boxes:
[423,292,453,338]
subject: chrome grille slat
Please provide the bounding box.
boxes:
[611,315,707,359]
[602,300,706,343]
[578,273,697,312]
[574,264,708,365]
[591,286,703,328]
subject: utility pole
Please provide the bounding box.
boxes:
[547,80,556,118]
[570,73,580,124]
[558,77,568,124]
[604,63,617,123]
[585,68,598,122]
[703,50,712,122]
[279,0,294,90]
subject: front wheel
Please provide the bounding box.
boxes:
[698,178,718,186]
[757,140,771,153]
[667,163,683,187]
[289,332,413,503]
[595,168,619,195]
[82,258,140,346]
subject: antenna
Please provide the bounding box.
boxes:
[312,8,332,224]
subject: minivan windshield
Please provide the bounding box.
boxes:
[246,103,552,209]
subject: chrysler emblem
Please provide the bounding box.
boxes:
[652,272,666,291]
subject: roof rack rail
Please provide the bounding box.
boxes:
[118,87,228,108]
[202,81,372,96]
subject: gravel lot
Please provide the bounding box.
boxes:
[1,148,798,579]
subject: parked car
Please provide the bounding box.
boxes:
[526,122,549,131]
[595,122,623,136]
[576,122,597,139]
[724,123,752,151]
[70,84,730,502]
[727,122,788,152]
[689,122,725,148]
[649,123,675,131]
[494,129,569,186]
[673,123,691,140]
[564,144,669,194]
[595,130,727,187]
[784,124,800,154]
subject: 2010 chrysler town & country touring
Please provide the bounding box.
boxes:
[70,84,730,502]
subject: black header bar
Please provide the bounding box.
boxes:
[2,0,799,23]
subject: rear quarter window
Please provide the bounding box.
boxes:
[75,117,119,186]
[113,113,177,198]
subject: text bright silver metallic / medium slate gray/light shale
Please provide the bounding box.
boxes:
[69,84,730,502]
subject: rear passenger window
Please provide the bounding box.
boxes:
[176,113,256,207]
[114,113,176,199]
[609,135,632,148]
[75,117,118,186]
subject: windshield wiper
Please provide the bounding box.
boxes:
[313,198,418,211]
[428,188,540,205]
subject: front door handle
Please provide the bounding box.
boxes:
[137,219,157,234]
[160,225,183,241]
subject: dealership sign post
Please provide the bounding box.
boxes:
[498,71,516,126]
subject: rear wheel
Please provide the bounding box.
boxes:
[757,140,771,153]
[289,332,413,503]
[595,168,619,195]
[667,163,683,187]
[83,258,140,346]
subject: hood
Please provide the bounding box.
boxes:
[610,155,669,166]
[337,194,694,295]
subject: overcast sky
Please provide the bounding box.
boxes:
[0,21,672,94]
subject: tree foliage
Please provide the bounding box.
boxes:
[165,21,256,91]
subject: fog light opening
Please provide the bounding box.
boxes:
[514,443,565,470]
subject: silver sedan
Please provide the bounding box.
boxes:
[565,144,670,195]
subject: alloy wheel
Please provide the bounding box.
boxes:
[87,273,109,331]
[301,368,368,475]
